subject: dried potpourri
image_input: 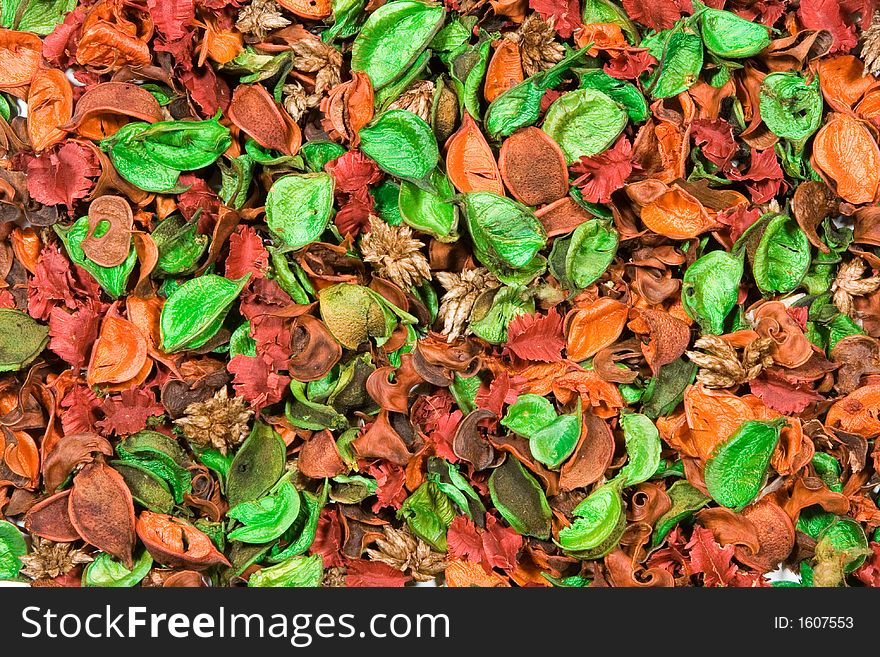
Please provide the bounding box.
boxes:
[5,1,880,591]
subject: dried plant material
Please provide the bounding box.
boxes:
[366,525,448,582]
[235,0,291,39]
[687,335,774,389]
[360,217,431,290]
[19,538,93,581]
[3,0,880,592]
[436,268,499,341]
[507,14,565,77]
[832,257,880,316]
[175,387,254,455]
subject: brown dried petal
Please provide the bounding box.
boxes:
[352,409,413,466]
[42,432,113,493]
[733,500,795,573]
[25,490,81,542]
[366,353,424,413]
[288,314,343,382]
[299,429,348,478]
[498,127,568,206]
[558,410,615,491]
[452,408,497,470]
[69,463,136,568]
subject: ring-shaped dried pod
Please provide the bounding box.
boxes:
[81,195,134,267]
[453,408,497,470]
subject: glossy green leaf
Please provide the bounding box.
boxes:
[760,73,823,142]
[530,414,580,470]
[227,422,287,508]
[564,218,619,290]
[704,418,785,509]
[268,488,326,562]
[556,482,625,557]
[488,456,552,539]
[464,192,546,272]
[152,215,208,275]
[159,273,249,352]
[753,214,811,294]
[501,394,557,437]
[618,413,662,486]
[5,0,76,35]
[55,217,137,298]
[646,30,703,99]
[696,0,771,58]
[542,88,628,164]
[116,431,193,504]
[0,520,26,580]
[399,168,459,241]
[681,250,743,334]
[398,480,456,551]
[103,116,231,192]
[228,475,301,544]
[816,518,869,574]
[265,173,335,249]
[359,109,439,182]
[652,480,710,546]
[484,46,588,139]
[0,309,48,372]
[82,550,153,587]
[468,285,534,344]
[350,0,446,90]
[579,69,648,123]
[248,553,323,587]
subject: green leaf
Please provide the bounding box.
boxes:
[704,418,785,509]
[111,461,175,514]
[556,482,625,557]
[464,192,546,272]
[0,309,48,372]
[265,173,335,249]
[10,0,76,35]
[752,214,811,295]
[268,488,326,561]
[530,414,580,470]
[359,109,439,182]
[350,0,445,90]
[248,553,323,587]
[646,30,703,99]
[0,520,26,580]
[816,518,869,574]
[83,550,153,587]
[696,0,770,58]
[681,250,743,334]
[564,218,619,290]
[488,456,552,539]
[468,285,534,344]
[159,273,250,353]
[484,46,588,139]
[398,480,456,551]
[152,215,208,276]
[399,168,459,241]
[501,394,557,437]
[228,475,301,544]
[116,431,193,504]
[579,70,648,123]
[652,480,710,546]
[55,217,137,298]
[760,72,823,142]
[618,413,662,486]
[227,422,287,508]
[542,88,628,164]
